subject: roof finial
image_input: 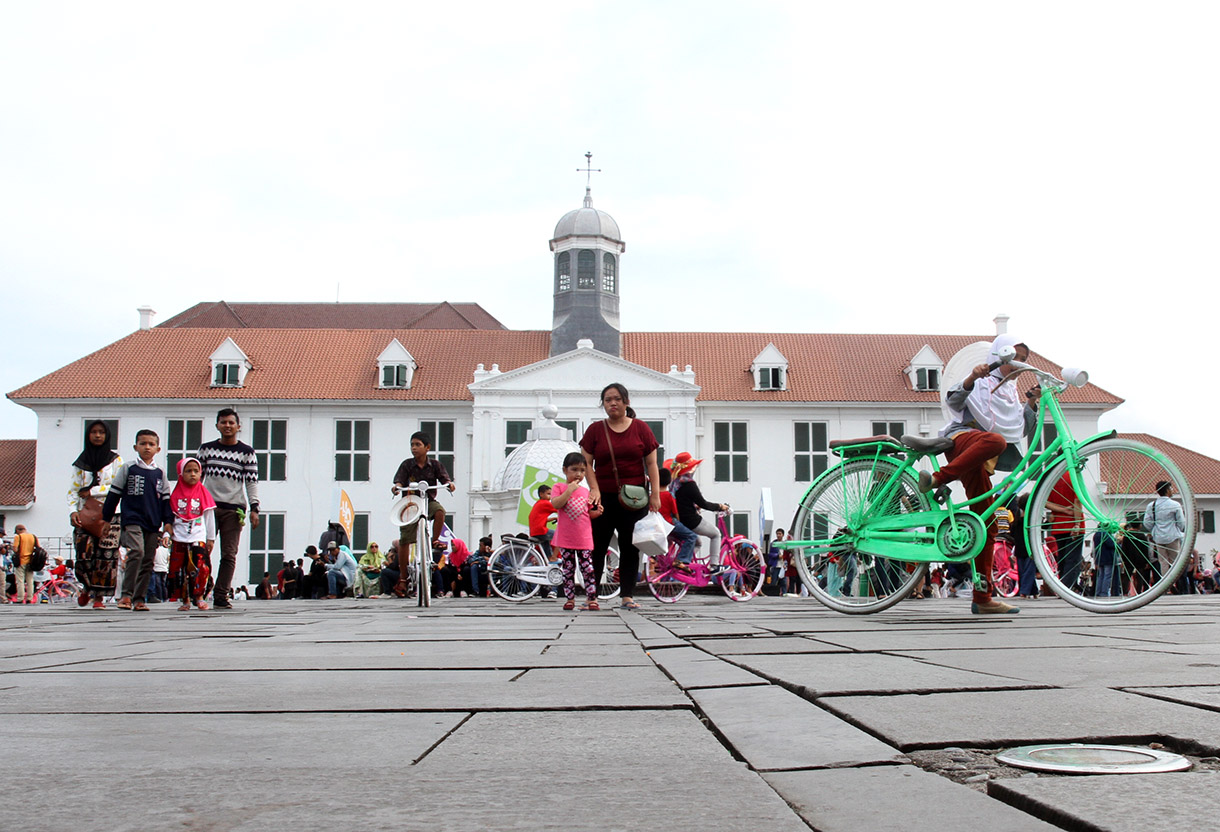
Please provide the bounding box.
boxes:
[577,151,600,207]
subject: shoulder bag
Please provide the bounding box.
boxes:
[603,421,649,510]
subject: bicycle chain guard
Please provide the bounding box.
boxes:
[935,513,987,559]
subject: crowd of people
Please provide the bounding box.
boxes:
[1,368,1213,611]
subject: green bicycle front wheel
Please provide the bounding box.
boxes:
[791,457,929,614]
[1027,437,1195,614]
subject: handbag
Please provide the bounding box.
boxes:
[75,497,111,539]
[602,421,649,510]
[632,512,673,557]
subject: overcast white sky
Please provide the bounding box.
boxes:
[2,2,1217,457]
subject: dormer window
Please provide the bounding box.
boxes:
[906,345,944,393]
[377,338,417,389]
[213,363,242,386]
[758,367,784,390]
[209,337,251,388]
[750,343,789,392]
[382,364,411,388]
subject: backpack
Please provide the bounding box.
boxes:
[24,534,48,571]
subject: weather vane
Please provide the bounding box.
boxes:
[577,151,600,188]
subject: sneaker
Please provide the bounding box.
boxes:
[212,599,233,609]
[971,599,1021,615]
[917,471,935,493]
[77,590,90,607]
[92,599,106,609]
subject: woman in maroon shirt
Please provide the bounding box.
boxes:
[579,383,661,609]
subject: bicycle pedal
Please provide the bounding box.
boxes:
[932,486,951,505]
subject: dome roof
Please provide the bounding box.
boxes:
[490,406,581,492]
[552,191,622,242]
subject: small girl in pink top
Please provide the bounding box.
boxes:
[549,452,604,611]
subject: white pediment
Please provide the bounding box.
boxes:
[209,337,250,364]
[469,343,699,395]
[377,338,415,364]
[906,344,942,369]
[750,342,789,372]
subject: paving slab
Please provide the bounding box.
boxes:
[0,711,464,832]
[689,635,849,654]
[989,771,1217,832]
[1126,685,1220,713]
[406,710,811,832]
[823,687,1220,752]
[0,665,687,712]
[689,685,906,770]
[809,628,1128,651]
[764,765,1062,831]
[649,645,769,689]
[892,645,1220,688]
[730,651,1031,696]
[652,618,772,638]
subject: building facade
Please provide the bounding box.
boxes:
[8,193,1218,583]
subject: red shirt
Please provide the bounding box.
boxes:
[579,419,659,493]
[659,492,678,525]
[1049,472,1082,535]
[528,499,555,536]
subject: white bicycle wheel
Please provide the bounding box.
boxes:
[487,540,544,602]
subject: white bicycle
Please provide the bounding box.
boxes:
[390,481,445,608]
[486,535,622,602]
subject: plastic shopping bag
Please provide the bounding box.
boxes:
[632,512,673,558]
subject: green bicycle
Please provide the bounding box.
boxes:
[778,353,1195,614]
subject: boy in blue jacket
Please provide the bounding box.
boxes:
[103,429,172,611]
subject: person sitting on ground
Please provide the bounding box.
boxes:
[353,542,383,598]
[669,453,728,569]
[324,543,358,598]
[438,538,470,597]
[306,547,328,598]
[379,543,400,596]
[919,334,1036,615]
[255,571,274,599]
[465,538,491,597]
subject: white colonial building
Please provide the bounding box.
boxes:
[6,189,1218,581]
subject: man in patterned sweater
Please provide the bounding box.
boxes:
[197,408,260,609]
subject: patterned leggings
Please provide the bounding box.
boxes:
[560,548,597,602]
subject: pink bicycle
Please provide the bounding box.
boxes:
[991,539,1019,598]
[645,512,765,603]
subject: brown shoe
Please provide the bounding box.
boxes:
[971,599,1020,615]
[132,601,150,612]
[393,581,408,598]
[116,597,133,610]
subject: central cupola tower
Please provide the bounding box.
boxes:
[549,153,624,357]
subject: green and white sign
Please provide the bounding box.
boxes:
[517,465,565,527]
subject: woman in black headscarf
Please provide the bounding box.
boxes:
[68,420,123,608]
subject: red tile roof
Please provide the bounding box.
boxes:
[1115,433,1220,496]
[8,329,549,402]
[0,440,36,507]
[624,332,1123,405]
[6,323,1124,406]
[158,301,507,330]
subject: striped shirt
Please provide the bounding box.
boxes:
[197,440,260,512]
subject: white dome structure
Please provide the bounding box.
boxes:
[490,404,581,493]
[552,198,622,243]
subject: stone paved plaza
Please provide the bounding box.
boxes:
[3,593,1219,831]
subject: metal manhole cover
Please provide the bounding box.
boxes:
[996,744,1191,774]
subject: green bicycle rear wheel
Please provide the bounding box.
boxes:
[1028,437,1194,613]
[791,458,929,614]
